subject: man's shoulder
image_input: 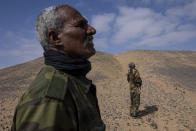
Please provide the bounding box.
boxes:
[27,65,70,100]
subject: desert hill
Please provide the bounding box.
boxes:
[0,50,196,131]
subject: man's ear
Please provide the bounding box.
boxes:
[48,30,62,46]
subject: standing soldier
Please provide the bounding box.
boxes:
[127,62,142,117]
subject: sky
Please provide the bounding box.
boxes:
[0,0,196,69]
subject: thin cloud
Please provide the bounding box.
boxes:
[111,7,176,45]
[133,30,196,47]
[0,30,43,68]
[166,0,196,21]
[91,13,115,34]
[91,0,196,51]
[115,0,193,8]
[177,24,196,31]
[154,0,191,5]
[94,38,109,51]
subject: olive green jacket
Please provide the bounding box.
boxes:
[11,65,105,131]
[127,68,142,88]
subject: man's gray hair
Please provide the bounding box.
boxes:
[35,5,68,51]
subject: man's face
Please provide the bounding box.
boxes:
[57,8,96,59]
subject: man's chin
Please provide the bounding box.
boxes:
[85,48,96,59]
[91,48,96,56]
[86,43,95,52]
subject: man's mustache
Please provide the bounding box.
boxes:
[84,36,93,47]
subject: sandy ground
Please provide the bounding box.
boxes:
[0,50,196,131]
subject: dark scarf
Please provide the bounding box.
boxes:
[44,50,91,76]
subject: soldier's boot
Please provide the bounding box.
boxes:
[130,107,138,118]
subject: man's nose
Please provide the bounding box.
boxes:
[87,25,96,35]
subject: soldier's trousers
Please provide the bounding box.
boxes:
[130,89,140,115]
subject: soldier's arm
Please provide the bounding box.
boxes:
[127,70,130,82]
[135,69,142,87]
[127,73,130,82]
[12,92,77,131]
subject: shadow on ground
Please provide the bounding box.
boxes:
[138,105,158,118]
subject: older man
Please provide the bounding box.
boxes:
[11,5,105,131]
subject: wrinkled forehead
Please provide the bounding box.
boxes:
[57,7,87,23]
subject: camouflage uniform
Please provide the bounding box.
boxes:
[127,68,142,116]
[11,65,105,131]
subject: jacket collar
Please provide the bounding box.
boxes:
[70,75,92,94]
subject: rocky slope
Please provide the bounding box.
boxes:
[0,50,196,131]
